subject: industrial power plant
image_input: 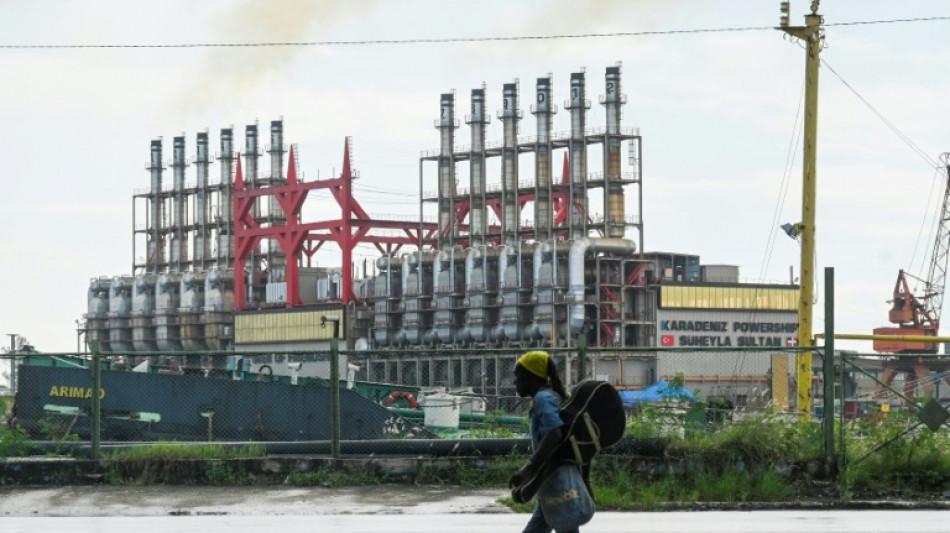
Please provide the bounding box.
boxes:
[80,64,800,405]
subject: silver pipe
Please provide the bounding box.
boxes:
[460,246,479,343]
[218,128,234,269]
[565,71,590,240]
[498,81,521,245]
[492,244,513,342]
[147,139,164,274]
[518,242,537,340]
[568,237,637,333]
[467,86,489,246]
[436,93,458,248]
[532,75,556,241]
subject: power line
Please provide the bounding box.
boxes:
[821,58,938,170]
[3,16,949,49]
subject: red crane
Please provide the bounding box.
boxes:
[875,156,950,397]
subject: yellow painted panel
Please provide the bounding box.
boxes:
[234,309,345,344]
[771,353,789,411]
[661,286,798,311]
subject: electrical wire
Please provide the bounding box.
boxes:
[3,16,950,49]
[820,57,943,285]
[732,75,805,381]
[908,166,944,284]
[758,75,805,286]
[821,58,938,170]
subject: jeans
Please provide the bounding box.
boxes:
[522,501,580,533]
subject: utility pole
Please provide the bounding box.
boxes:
[779,1,824,416]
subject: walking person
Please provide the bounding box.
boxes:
[509,350,592,533]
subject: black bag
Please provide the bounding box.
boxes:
[511,380,625,503]
[555,380,626,465]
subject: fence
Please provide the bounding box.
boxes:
[1,338,817,462]
[6,267,950,491]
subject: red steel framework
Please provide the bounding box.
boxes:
[233,142,582,311]
[232,138,439,310]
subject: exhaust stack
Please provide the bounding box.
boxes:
[217,128,234,269]
[565,71,590,240]
[602,63,627,238]
[170,136,188,272]
[499,81,522,245]
[194,132,211,270]
[244,124,261,304]
[532,75,556,242]
[267,119,287,282]
[466,86,489,247]
[436,93,459,248]
[146,139,165,274]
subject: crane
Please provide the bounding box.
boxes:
[874,155,950,397]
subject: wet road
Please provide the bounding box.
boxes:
[2,487,950,532]
[5,511,950,532]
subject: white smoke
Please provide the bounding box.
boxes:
[171,0,383,121]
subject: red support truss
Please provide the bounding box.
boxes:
[233,138,439,310]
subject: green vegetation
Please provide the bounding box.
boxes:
[286,456,524,488]
[104,442,265,461]
[100,443,267,485]
[841,412,950,498]
[8,396,950,507]
[0,423,31,457]
[287,467,380,487]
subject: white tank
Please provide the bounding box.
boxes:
[423,392,461,429]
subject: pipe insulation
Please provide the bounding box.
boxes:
[568,237,637,332]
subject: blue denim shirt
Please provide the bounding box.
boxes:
[529,384,564,449]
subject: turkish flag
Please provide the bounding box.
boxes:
[661,335,675,347]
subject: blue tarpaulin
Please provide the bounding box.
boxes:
[619,381,697,405]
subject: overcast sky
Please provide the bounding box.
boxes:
[2,0,949,355]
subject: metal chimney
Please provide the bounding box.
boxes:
[466,86,489,247]
[532,75,556,242]
[170,136,188,273]
[194,131,211,270]
[217,127,234,269]
[498,81,522,245]
[436,92,458,249]
[267,119,287,282]
[602,63,627,238]
[565,71,590,240]
[244,124,261,303]
[146,139,165,274]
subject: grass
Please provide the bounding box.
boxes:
[104,442,266,460]
[9,398,950,505]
